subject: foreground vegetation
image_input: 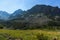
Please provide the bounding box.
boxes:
[0,29,59,40]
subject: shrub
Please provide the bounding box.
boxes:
[37,34,49,40]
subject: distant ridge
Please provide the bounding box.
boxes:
[0,5,60,20]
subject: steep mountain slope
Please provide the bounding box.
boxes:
[28,5,60,16]
[9,5,60,21]
[0,11,10,20]
[9,9,25,19]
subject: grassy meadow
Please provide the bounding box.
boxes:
[0,29,59,40]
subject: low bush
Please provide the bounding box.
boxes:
[37,34,49,40]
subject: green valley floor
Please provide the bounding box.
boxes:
[0,29,60,40]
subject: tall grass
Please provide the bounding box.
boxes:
[0,29,59,40]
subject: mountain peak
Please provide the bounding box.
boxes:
[34,5,46,7]
[34,5,59,8]
[27,5,60,16]
[15,9,22,12]
[13,9,23,14]
[0,11,10,20]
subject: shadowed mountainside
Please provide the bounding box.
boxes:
[0,5,60,29]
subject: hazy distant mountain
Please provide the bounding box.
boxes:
[9,9,24,19]
[0,11,10,20]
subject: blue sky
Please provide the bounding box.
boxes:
[0,0,60,14]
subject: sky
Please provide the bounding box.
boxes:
[0,0,60,14]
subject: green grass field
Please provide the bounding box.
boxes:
[0,29,60,40]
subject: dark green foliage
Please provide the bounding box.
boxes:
[0,24,4,29]
[37,34,49,40]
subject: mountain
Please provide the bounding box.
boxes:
[9,9,25,19]
[28,5,60,16]
[9,5,60,20]
[7,5,60,29]
[0,5,60,29]
[0,11,10,20]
